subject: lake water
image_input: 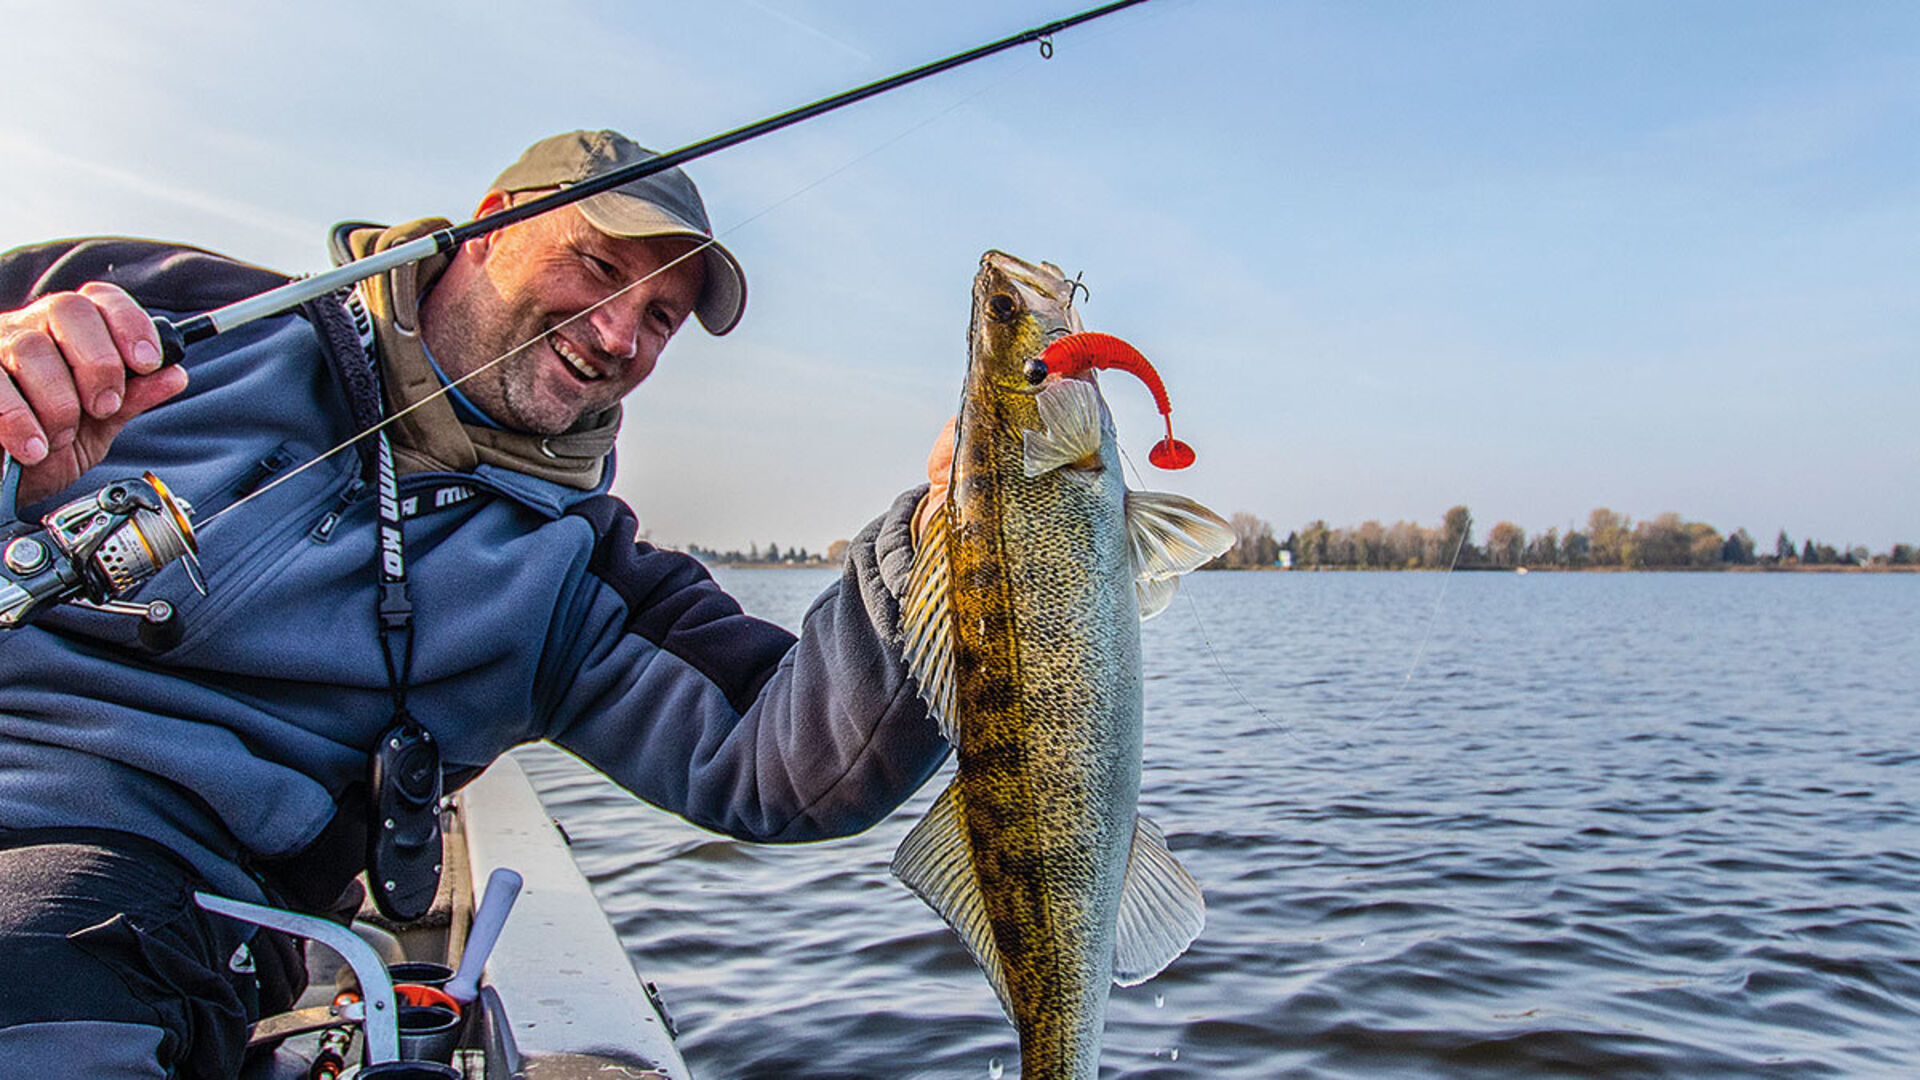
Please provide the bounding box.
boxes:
[518,568,1920,1079]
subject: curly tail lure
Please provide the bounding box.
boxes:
[1035,331,1197,470]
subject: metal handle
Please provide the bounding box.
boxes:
[194,892,402,1065]
[445,867,523,1004]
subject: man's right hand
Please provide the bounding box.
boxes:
[0,283,189,507]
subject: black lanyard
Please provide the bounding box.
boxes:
[362,309,444,923]
[373,427,415,717]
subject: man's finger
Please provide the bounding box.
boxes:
[0,368,50,464]
[69,366,189,479]
[915,417,957,543]
[925,417,956,488]
[0,329,82,453]
[78,282,163,375]
[116,365,189,424]
[45,291,129,419]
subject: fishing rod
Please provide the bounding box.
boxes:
[0,1,1152,636]
[150,0,1152,363]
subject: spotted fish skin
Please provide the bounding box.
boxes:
[893,252,1232,1079]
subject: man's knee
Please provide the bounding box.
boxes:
[0,836,253,1079]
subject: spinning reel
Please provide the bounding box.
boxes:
[0,455,206,647]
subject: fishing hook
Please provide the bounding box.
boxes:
[1039,34,1055,59]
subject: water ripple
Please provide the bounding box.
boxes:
[522,570,1920,1077]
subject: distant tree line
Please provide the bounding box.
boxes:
[1205,506,1918,571]
[687,539,849,566]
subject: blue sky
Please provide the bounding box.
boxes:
[2,1,1913,553]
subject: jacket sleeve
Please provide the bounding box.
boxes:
[544,486,949,843]
[0,237,290,312]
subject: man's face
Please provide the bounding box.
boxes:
[421,195,707,435]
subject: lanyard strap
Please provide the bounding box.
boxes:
[373,426,414,721]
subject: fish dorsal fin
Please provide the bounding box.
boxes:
[901,502,959,742]
[891,781,1016,1022]
[1124,491,1235,582]
[1023,378,1105,478]
[1112,814,1206,986]
[1135,573,1180,621]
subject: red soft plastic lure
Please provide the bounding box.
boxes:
[1036,331,1196,469]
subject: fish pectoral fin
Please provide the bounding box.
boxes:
[1112,814,1206,986]
[901,503,959,743]
[1023,378,1106,478]
[1125,491,1236,580]
[890,781,1017,1023]
[1135,573,1180,621]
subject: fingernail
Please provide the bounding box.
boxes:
[95,390,123,416]
[132,340,161,371]
[21,436,45,463]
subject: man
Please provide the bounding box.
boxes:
[0,130,949,1078]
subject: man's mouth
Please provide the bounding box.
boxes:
[549,334,607,382]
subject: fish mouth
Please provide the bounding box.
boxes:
[972,251,1081,382]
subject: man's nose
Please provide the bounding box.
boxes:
[587,296,644,361]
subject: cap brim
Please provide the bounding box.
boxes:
[578,192,746,336]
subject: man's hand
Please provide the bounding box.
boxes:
[0,284,189,506]
[913,417,955,542]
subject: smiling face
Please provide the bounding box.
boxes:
[420,191,706,435]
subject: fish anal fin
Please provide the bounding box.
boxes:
[1112,814,1205,986]
[1023,379,1105,478]
[901,504,959,742]
[890,782,1017,1022]
[1125,491,1235,580]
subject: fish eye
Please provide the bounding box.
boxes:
[1023,358,1048,384]
[987,293,1016,321]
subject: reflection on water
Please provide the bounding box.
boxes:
[521,568,1920,1078]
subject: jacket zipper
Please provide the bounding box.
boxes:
[310,477,367,543]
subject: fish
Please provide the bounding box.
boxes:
[891,251,1235,1079]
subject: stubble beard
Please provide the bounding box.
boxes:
[427,290,594,436]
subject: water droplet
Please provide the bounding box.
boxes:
[1171,1048,1180,1061]
[988,1057,1004,1079]
[1154,992,1165,1008]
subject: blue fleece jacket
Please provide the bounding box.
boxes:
[0,237,947,904]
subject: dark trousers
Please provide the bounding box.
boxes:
[0,829,281,1080]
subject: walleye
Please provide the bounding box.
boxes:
[892,251,1234,1079]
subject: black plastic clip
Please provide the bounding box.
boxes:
[377,583,413,630]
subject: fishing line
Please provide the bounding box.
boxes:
[206,18,1118,529]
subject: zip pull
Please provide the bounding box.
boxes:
[310,477,368,543]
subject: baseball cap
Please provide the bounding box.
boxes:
[492,130,747,335]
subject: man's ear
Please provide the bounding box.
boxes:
[464,190,514,256]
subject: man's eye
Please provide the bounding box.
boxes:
[585,254,618,279]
